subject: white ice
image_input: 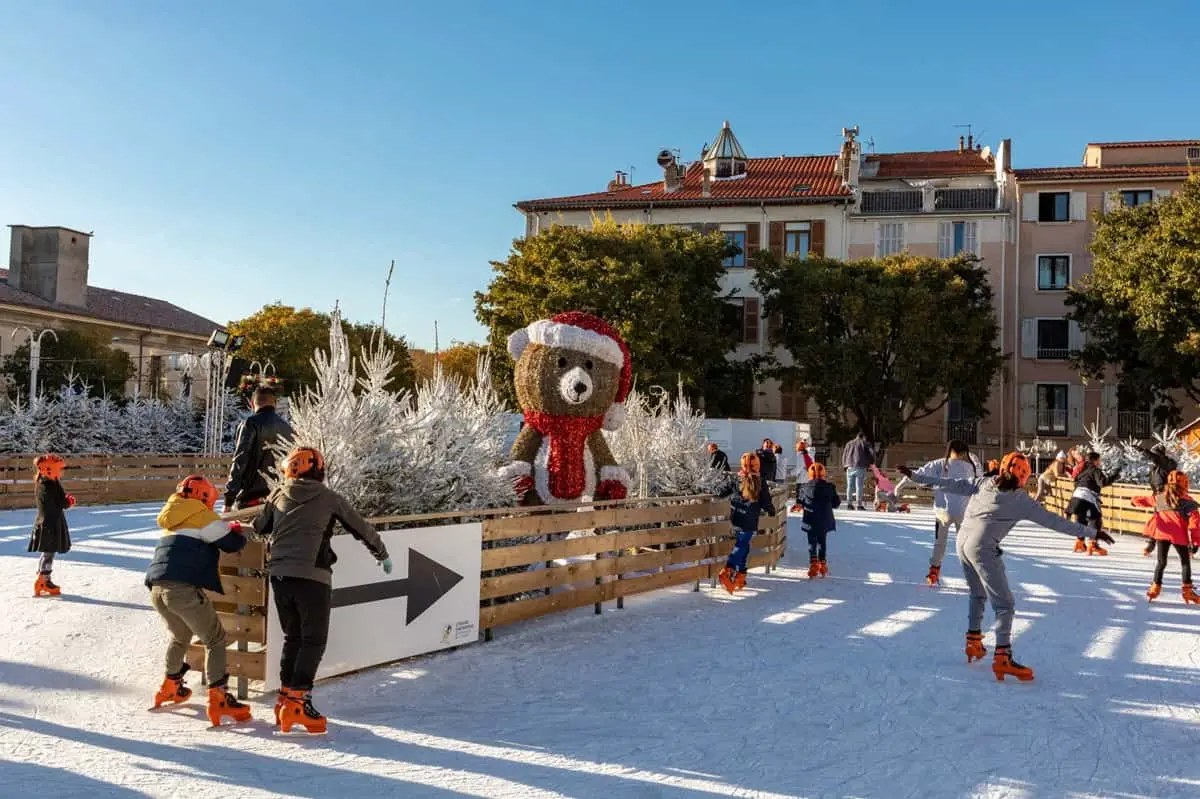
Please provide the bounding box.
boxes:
[0,504,1198,798]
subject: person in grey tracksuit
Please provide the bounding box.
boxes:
[900,469,1102,650]
[909,441,981,583]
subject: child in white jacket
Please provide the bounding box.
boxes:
[909,440,980,585]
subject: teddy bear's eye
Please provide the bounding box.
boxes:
[584,360,593,370]
[557,357,567,368]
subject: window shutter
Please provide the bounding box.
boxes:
[875,223,885,257]
[1068,384,1085,435]
[1020,318,1037,359]
[937,221,952,258]
[767,311,782,343]
[1019,384,1036,434]
[1070,191,1088,221]
[1021,193,1039,222]
[1068,320,1085,352]
[1101,383,1119,430]
[810,220,825,257]
[743,298,760,344]
[769,222,784,258]
[1102,191,1119,214]
[745,222,761,258]
[1154,188,1173,202]
[965,221,978,255]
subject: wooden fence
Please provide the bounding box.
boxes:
[201,487,790,689]
[1041,479,1153,536]
[0,454,227,509]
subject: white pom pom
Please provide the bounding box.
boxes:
[602,403,625,431]
[507,328,530,361]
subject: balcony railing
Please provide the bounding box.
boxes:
[861,191,922,214]
[1036,409,1068,434]
[947,420,979,445]
[1036,346,1070,360]
[934,188,998,211]
[1117,411,1153,439]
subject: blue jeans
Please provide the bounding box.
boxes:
[846,467,866,505]
[726,528,755,573]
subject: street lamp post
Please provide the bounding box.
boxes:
[200,330,244,456]
[11,327,58,403]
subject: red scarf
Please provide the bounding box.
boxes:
[523,410,604,500]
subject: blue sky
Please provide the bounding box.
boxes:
[1,0,1196,351]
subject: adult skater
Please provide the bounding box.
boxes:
[899,452,1111,682]
[1033,451,1068,503]
[1066,451,1121,555]
[906,440,979,586]
[225,386,294,511]
[757,439,778,484]
[707,442,731,473]
[842,431,875,511]
[1132,471,1200,604]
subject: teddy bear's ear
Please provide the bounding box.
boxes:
[506,328,530,361]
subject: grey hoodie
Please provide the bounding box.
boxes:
[917,475,1095,553]
[253,478,388,586]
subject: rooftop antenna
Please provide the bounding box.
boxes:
[628,165,635,185]
[434,320,439,359]
[866,137,876,154]
[380,259,395,330]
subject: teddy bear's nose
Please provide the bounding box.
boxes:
[572,382,587,395]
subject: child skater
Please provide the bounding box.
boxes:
[30,454,75,597]
[146,475,253,726]
[904,441,979,585]
[718,452,776,593]
[1033,451,1068,503]
[869,464,909,513]
[795,462,840,578]
[1137,443,1179,556]
[253,446,392,734]
[899,453,1111,682]
[1066,451,1121,555]
[1132,471,1200,604]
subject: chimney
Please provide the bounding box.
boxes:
[658,150,683,193]
[967,133,974,151]
[8,225,91,308]
[701,167,711,197]
[1000,138,1012,172]
[607,170,628,192]
[958,136,965,153]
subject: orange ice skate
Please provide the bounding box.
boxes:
[33,574,61,597]
[992,646,1034,682]
[279,689,327,734]
[207,684,252,727]
[718,567,736,594]
[965,631,987,663]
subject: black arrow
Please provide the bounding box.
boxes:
[330,548,465,624]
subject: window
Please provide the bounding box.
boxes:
[946,392,979,445]
[1036,384,1069,434]
[938,221,979,258]
[1188,146,1200,160]
[722,230,747,268]
[876,222,904,256]
[1121,189,1153,207]
[1038,192,1070,222]
[1037,255,1070,290]
[785,228,810,259]
[1036,319,1070,359]
[779,378,806,421]
[724,298,760,344]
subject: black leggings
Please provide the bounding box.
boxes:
[271,576,332,692]
[1072,501,1102,536]
[807,529,828,560]
[1153,540,1193,585]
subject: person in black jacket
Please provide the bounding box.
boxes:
[225,386,294,511]
[29,454,75,597]
[757,439,778,484]
[795,462,841,578]
[707,443,731,472]
[1066,451,1121,555]
[146,475,251,726]
[717,452,776,593]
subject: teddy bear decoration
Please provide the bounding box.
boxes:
[498,311,632,505]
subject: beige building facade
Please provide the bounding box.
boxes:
[3,225,224,400]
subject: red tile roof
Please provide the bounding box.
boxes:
[0,269,222,338]
[1013,164,1195,181]
[1086,140,1200,149]
[867,149,994,178]
[516,156,850,210]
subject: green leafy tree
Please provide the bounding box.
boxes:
[1067,175,1200,423]
[228,303,416,395]
[476,218,742,409]
[437,342,489,386]
[2,328,137,400]
[754,252,1003,455]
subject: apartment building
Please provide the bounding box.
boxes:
[1012,140,1197,443]
[516,121,852,419]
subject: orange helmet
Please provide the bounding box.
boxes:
[176,475,218,509]
[1167,470,1190,494]
[285,446,326,480]
[34,454,65,480]
[807,462,826,480]
[999,452,1032,487]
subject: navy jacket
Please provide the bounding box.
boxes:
[795,478,841,535]
[757,448,778,483]
[145,496,247,593]
[727,479,776,533]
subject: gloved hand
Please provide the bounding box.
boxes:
[228,522,246,535]
[1191,545,1199,556]
[1097,530,1115,546]
[380,558,393,575]
[66,494,76,508]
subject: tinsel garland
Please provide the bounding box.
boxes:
[522,410,605,501]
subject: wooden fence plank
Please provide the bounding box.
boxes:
[219,540,266,570]
[185,645,266,680]
[217,611,266,643]
[205,575,266,606]
[482,499,726,540]
[480,520,728,571]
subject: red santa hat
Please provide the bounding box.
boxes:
[507,311,632,431]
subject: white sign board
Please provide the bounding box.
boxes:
[265,522,482,689]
